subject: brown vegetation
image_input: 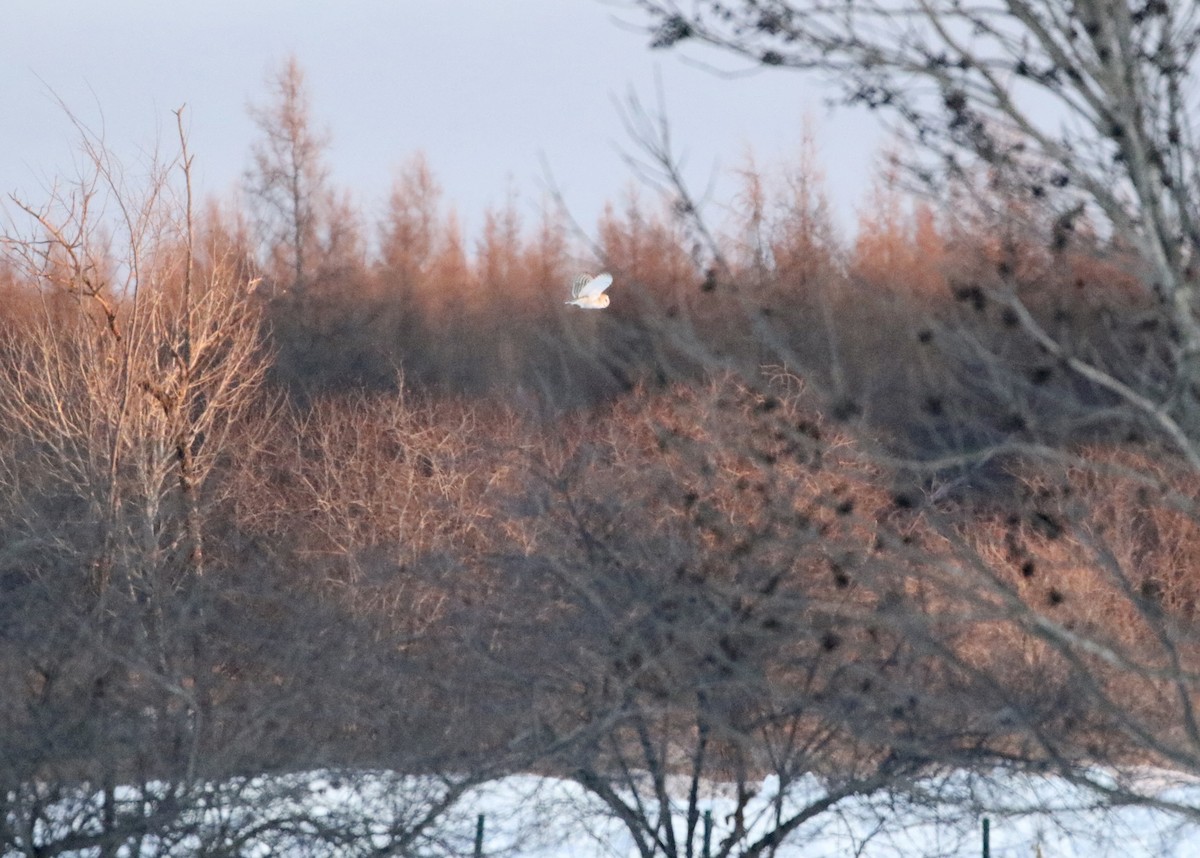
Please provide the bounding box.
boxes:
[3,50,1200,855]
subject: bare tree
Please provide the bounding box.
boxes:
[614,0,1200,827]
[245,54,334,293]
[0,107,278,855]
[463,375,1027,857]
[635,0,1200,459]
[0,100,511,856]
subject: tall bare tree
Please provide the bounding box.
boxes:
[0,107,275,854]
[245,55,334,293]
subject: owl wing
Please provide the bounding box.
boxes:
[570,273,593,299]
[578,272,613,299]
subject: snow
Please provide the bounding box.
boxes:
[6,769,1200,857]
[460,772,1200,858]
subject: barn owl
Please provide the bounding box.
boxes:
[565,272,613,309]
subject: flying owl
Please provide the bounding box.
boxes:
[565,272,613,309]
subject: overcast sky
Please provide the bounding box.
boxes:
[2,1,885,241]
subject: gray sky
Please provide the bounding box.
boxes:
[2,1,884,241]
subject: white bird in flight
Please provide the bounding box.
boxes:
[565,272,613,309]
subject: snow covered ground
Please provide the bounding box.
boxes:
[7,769,1200,857]
[460,772,1200,858]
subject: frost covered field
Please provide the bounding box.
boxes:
[7,770,1200,857]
